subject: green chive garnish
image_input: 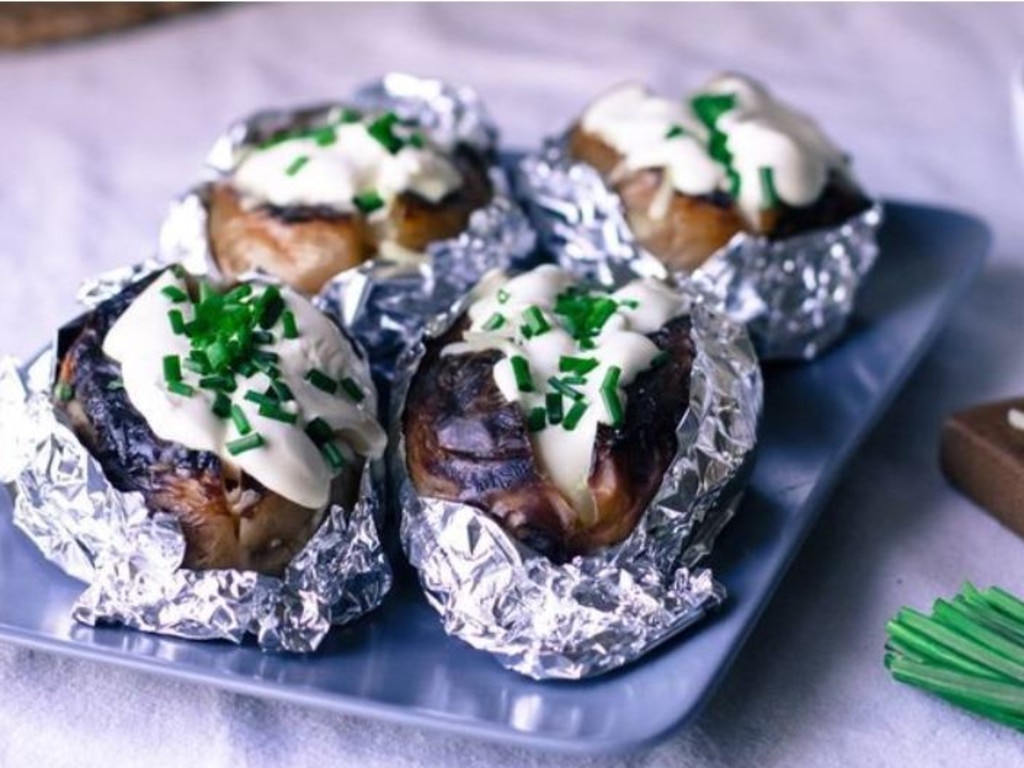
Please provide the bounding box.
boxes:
[212,391,232,419]
[340,377,365,403]
[619,298,639,310]
[407,132,426,149]
[665,124,687,140]
[558,356,599,376]
[251,330,275,346]
[258,403,298,424]
[510,356,534,393]
[691,92,737,128]
[285,155,309,176]
[340,107,362,123]
[305,368,338,394]
[601,366,624,428]
[313,126,337,146]
[727,168,742,198]
[281,311,298,339]
[163,355,182,383]
[546,392,563,425]
[256,285,284,330]
[759,166,780,208]
[55,381,74,402]
[320,441,345,471]
[562,399,588,431]
[269,380,294,402]
[199,375,236,392]
[497,288,510,304]
[353,190,385,214]
[106,379,124,391]
[167,380,195,398]
[305,417,333,445]
[482,313,505,331]
[521,306,551,338]
[244,390,276,408]
[366,112,403,154]
[168,309,186,335]
[527,406,546,432]
[548,376,583,401]
[227,432,264,455]
[601,365,622,392]
[161,285,188,303]
[230,404,251,435]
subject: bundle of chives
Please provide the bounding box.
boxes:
[885,583,1024,730]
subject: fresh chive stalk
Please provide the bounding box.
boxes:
[510,356,534,393]
[227,432,264,455]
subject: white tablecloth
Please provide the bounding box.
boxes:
[3,4,1024,765]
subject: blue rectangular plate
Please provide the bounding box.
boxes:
[0,201,989,755]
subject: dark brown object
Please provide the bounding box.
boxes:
[208,146,494,294]
[567,124,872,272]
[0,3,203,50]
[941,398,1024,539]
[54,272,360,576]
[403,314,695,562]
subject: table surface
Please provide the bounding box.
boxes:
[2,4,1023,767]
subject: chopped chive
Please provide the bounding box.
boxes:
[244,390,276,408]
[168,309,186,335]
[546,392,563,425]
[601,385,624,428]
[305,368,338,394]
[562,399,588,431]
[665,124,687,140]
[497,288,510,304]
[340,376,365,403]
[407,132,426,148]
[184,358,207,375]
[691,92,737,128]
[259,403,298,424]
[561,374,586,386]
[55,381,74,401]
[226,283,252,302]
[580,338,596,351]
[162,355,182,383]
[366,112,403,153]
[727,167,741,198]
[547,376,584,401]
[252,349,280,365]
[482,313,505,331]
[161,285,188,303]
[353,190,385,214]
[281,311,298,339]
[106,378,124,391]
[205,340,231,372]
[230,404,252,435]
[251,330,275,346]
[759,166,779,208]
[526,406,546,432]
[167,380,195,398]
[313,126,337,146]
[211,391,232,419]
[558,356,599,376]
[285,155,310,176]
[510,356,534,393]
[305,417,334,444]
[601,365,622,392]
[270,380,294,402]
[320,440,346,471]
[227,432,264,455]
[619,298,640,310]
[256,285,284,330]
[199,375,236,392]
[340,107,362,123]
[708,131,732,165]
[521,305,551,337]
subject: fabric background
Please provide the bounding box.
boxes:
[2,3,1024,766]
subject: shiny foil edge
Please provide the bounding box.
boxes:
[389,280,763,680]
[156,73,536,380]
[0,291,392,654]
[515,137,884,361]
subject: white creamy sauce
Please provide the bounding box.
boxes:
[580,74,852,229]
[231,118,462,215]
[104,270,387,510]
[443,265,689,520]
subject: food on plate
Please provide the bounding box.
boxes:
[208,108,494,293]
[54,267,387,575]
[941,398,1024,541]
[567,72,872,271]
[403,264,696,561]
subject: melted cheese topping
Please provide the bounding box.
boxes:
[104,270,387,510]
[580,73,853,228]
[232,116,462,215]
[443,265,689,519]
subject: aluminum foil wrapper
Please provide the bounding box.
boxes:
[0,267,392,653]
[390,280,763,679]
[516,139,883,361]
[158,73,536,380]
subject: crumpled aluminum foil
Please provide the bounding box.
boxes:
[158,73,536,380]
[516,139,883,361]
[0,266,392,653]
[390,277,763,679]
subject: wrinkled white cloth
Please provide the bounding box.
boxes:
[3,4,1024,766]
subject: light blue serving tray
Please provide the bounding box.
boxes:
[0,201,990,755]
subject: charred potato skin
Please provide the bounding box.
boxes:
[567,124,872,270]
[54,274,340,576]
[208,144,494,294]
[403,314,695,562]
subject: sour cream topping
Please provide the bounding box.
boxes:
[232,112,462,214]
[443,265,689,519]
[104,269,387,510]
[580,73,853,228]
